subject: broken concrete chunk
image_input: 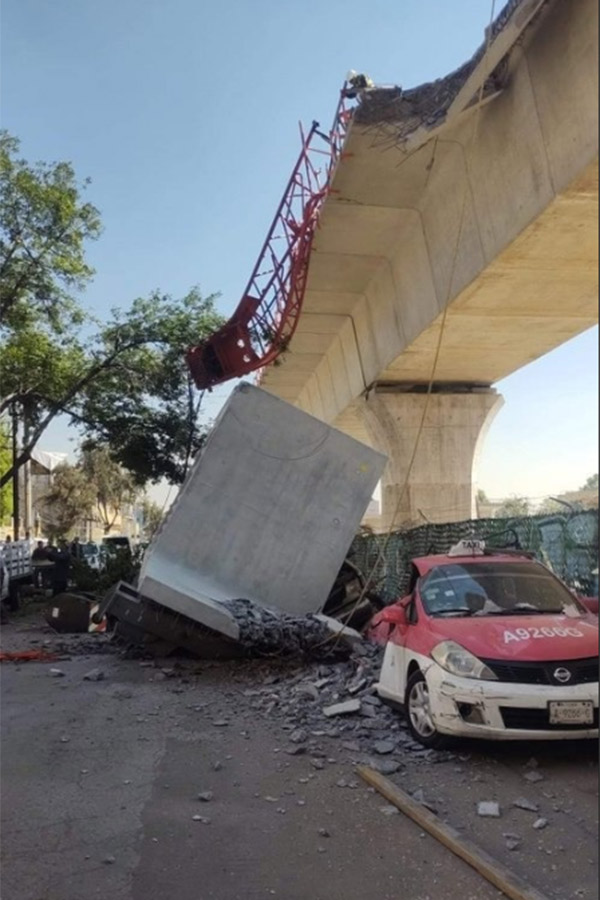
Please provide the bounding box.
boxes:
[197,791,214,802]
[82,668,105,682]
[49,668,65,677]
[412,790,437,813]
[533,817,548,830]
[506,838,521,851]
[373,740,396,755]
[523,770,544,783]
[347,678,367,695]
[513,797,540,812]
[136,385,386,636]
[370,759,401,776]
[379,805,400,816]
[289,728,308,744]
[478,802,501,818]
[322,699,361,718]
[296,685,320,702]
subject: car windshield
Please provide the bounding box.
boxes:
[420,561,584,618]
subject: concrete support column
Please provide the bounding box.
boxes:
[355,388,504,531]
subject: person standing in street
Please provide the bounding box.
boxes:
[48,540,71,596]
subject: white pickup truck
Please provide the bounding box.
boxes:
[0,540,34,609]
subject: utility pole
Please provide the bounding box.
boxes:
[11,403,19,540]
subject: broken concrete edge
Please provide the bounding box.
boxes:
[102,583,364,660]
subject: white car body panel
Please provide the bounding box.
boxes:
[377,645,599,741]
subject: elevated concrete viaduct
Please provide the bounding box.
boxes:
[261,0,598,530]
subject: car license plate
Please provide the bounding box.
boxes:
[548,701,595,725]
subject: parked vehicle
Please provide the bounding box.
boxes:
[102,535,133,554]
[80,541,102,570]
[0,540,34,610]
[0,551,9,604]
[368,539,599,747]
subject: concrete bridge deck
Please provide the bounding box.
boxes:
[261,0,598,528]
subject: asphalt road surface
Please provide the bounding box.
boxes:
[1,619,597,900]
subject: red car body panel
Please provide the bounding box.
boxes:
[368,555,599,663]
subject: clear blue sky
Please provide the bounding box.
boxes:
[2,0,597,504]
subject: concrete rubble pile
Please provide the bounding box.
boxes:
[233,643,450,767]
[221,599,354,660]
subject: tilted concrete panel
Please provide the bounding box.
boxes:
[139,384,386,623]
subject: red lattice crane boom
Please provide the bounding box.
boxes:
[186,90,354,390]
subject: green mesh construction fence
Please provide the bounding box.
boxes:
[350,509,599,603]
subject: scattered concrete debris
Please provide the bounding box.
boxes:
[477,802,501,818]
[197,791,214,802]
[323,699,361,717]
[49,668,65,677]
[102,855,116,865]
[380,805,400,816]
[192,815,211,824]
[513,797,540,812]
[533,818,548,830]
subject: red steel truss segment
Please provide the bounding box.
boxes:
[187,89,354,390]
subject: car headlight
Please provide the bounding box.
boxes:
[430,641,497,680]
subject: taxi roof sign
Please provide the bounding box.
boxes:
[448,538,486,557]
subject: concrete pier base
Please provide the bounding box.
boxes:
[354,387,503,531]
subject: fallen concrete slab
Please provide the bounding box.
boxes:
[138,383,386,633]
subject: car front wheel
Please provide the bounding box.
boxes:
[405,670,449,749]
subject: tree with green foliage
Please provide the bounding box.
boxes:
[140,497,164,540]
[38,463,96,540]
[0,131,101,334]
[0,133,223,490]
[80,447,137,534]
[78,289,222,484]
[495,495,530,519]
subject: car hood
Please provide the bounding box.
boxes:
[427,613,599,661]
